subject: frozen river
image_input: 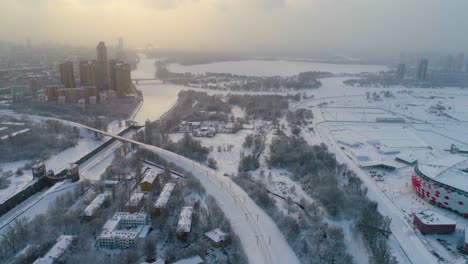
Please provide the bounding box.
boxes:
[168,59,388,76]
[131,55,186,124]
[131,54,390,123]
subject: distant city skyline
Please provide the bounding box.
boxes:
[1,0,468,56]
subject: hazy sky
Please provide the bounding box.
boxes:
[1,0,468,55]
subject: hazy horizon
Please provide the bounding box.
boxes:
[1,0,468,56]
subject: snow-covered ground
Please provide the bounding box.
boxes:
[0,126,102,204]
[286,79,468,263]
[52,120,300,264]
[0,180,76,234]
[169,119,373,263]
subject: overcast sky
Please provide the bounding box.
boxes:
[1,0,467,55]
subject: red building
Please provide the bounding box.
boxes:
[411,156,468,217]
[413,209,456,234]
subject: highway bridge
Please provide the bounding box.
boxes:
[132,77,194,84]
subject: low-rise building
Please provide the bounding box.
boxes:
[177,206,193,241]
[125,192,145,213]
[172,255,204,264]
[413,209,456,234]
[154,183,176,215]
[395,152,417,165]
[204,228,229,248]
[33,235,76,264]
[140,168,163,192]
[83,193,110,219]
[97,212,149,249]
[464,226,468,253]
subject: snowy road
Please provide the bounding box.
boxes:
[314,118,438,264]
[56,121,300,264]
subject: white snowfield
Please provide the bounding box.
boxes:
[315,120,438,264]
[48,119,301,264]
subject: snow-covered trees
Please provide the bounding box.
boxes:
[267,134,396,263]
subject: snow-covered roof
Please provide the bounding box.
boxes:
[138,225,151,238]
[33,235,75,264]
[395,152,417,164]
[417,155,468,193]
[205,228,228,243]
[172,255,203,264]
[1,128,30,140]
[99,227,142,239]
[1,122,25,126]
[465,225,468,245]
[177,206,193,233]
[126,192,144,207]
[337,138,361,147]
[141,168,161,184]
[415,210,456,226]
[14,244,39,260]
[154,183,176,208]
[83,193,110,217]
[378,147,400,155]
[141,259,165,264]
[99,212,148,239]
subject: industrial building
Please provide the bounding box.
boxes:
[412,155,468,217]
[413,210,456,234]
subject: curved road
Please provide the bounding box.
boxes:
[66,121,300,264]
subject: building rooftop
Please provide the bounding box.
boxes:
[33,235,75,264]
[465,225,468,245]
[172,255,203,264]
[417,155,468,193]
[177,206,193,233]
[141,168,160,184]
[99,212,148,240]
[154,183,176,208]
[126,192,145,207]
[205,228,228,243]
[83,193,110,217]
[396,152,417,164]
[415,209,456,226]
[99,227,142,239]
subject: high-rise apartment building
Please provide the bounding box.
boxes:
[59,61,75,88]
[456,52,465,71]
[109,59,119,91]
[115,62,132,97]
[417,59,429,81]
[396,63,405,80]
[79,60,97,86]
[96,42,110,91]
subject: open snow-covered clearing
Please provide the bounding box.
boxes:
[289,79,468,263]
